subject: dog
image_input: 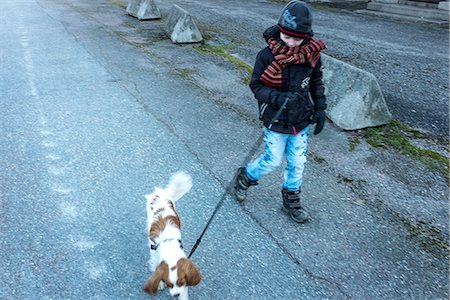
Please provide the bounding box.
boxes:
[143,172,201,300]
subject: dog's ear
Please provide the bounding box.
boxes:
[176,258,201,287]
[143,262,170,294]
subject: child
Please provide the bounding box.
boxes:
[234,0,327,223]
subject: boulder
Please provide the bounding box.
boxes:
[322,54,392,130]
[164,5,203,43]
[127,0,160,20]
[126,0,143,18]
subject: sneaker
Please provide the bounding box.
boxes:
[282,189,310,223]
[233,167,258,202]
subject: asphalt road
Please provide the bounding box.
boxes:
[1,0,448,299]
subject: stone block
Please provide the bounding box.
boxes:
[127,0,160,20]
[321,54,392,130]
[126,0,143,17]
[136,0,161,20]
[164,5,203,44]
[438,1,449,10]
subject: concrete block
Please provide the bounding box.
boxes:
[321,54,392,130]
[164,5,203,44]
[438,1,449,10]
[367,2,449,20]
[127,0,160,20]
[136,0,161,20]
[126,0,143,17]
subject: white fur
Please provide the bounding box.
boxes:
[166,172,193,202]
[144,172,198,300]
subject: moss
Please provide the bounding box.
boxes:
[348,134,361,152]
[310,153,326,164]
[242,75,252,86]
[362,120,449,179]
[193,44,253,78]
[130,42,146,49]
[175,68,192,80]
[406,220,450,258]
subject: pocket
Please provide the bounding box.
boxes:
[259,102,282,125]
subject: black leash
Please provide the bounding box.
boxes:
[188,97,289,258]
[188,133,264,258]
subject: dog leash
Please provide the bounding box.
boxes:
[188,97,290,259]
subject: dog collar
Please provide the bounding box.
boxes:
[150,238,183,251]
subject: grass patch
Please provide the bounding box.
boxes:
[361,120,449,179]
[175,68,192,80]
[406,219,450,259]
[348,134,361,152]
[310,152,326,164]
[193,44,253,83]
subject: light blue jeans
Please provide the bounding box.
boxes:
[246,127,309,191]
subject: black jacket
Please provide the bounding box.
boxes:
[249,26,327,134]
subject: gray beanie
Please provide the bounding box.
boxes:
[277,1,312,38]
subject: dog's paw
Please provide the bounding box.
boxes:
[158,281,165,291]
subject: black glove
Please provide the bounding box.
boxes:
[310,109,326,135]
[269,91,297,109]
[269,91,283,109]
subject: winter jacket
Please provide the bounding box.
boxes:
[249,26,327,134]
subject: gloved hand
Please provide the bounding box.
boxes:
[310,109,326,135]
[269,91,297,109]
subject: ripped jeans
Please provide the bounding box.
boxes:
[245,127,309,191]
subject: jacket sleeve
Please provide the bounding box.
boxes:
[249,48,276,104]
[309,57,327,110]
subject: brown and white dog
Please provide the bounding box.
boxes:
[143,172,201,300]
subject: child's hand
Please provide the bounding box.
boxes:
[310,109,326,135]
[269,91,284,108]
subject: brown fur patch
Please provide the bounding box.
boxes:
[166,215,181,229]
[176,258,201,287]
[149,215,181,242]
[143,261,173,294]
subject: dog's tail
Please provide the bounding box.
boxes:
[166,171,192,202]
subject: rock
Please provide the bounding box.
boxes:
[322,54,392,130]
[164,5,203,44]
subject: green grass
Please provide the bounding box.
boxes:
[360,120,449,179]
[192,44,253,84]
[175,68,192,80]
[348,135,361,152]
[406,219,450,258]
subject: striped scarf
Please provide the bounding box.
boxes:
[260,37,326,87]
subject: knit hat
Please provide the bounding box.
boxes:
[277,1,312,38]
